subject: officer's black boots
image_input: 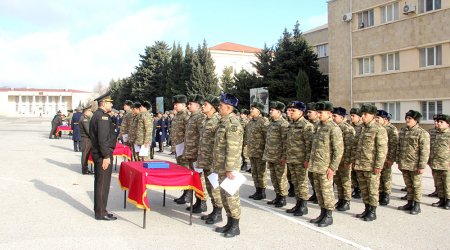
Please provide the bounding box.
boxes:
[363,206,376,221]
[187,198,207,213]
[335,199,343,208]
[249,188,259,199]
[310,208,326,223]
[352,187,361,199]
[205,207,223,224]
[177,190,192,204]
[308,191,318,204]
[379,192,390,206]
[398,200,413,211]
[432,198,445,207]
[337,200,350,211]
[410,201,421,215]
[223,218,240,238]
[356,204,370,218]
[253,188,266,200]
[288,181,295,197]
[286,200,301,213]
[427,189,438,197]
[267,194,280,205]
[174,190,186,203]
[215,216,233,233]
[274,196,286,208]
[317,210,333,227]
[294,200,308,216]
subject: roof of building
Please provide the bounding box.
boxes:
[209,42,261,53]
[303,24,328,35]
[0,87,90,93]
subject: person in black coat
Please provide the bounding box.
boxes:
[155,112,168,152]
[71,107,83,151]
[49,111,62,139]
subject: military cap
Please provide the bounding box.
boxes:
[204,94,220,110]
[315,101,333,111]
[240,108,250,115]
[333,107,347,117]
[350,108,362,116]
[386,113,392,121]
[307,102,316,111]
[142,101,152,110]
[133,101,142,109]
[436,114,450,124]
[360,103,378,115]
[124,100,133,106]
[172,94,187,104]
[67,109,73,113]
[188,94,205,105]
[288,101,307,112]
[377,109,388,118]
[82,105,92,112]
[233,108,239,114]
[405,110,422,121]
[219,93,239,108]
[94,91,113,103]
[433,114,439,120]
[269,101,286,112]
[250,101,265,112]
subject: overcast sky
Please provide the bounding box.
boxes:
[0,0,328,92]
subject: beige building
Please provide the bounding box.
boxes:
[309,0,450,125]
[303,24,329,76]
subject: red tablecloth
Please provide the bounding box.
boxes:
[118,161,204,210]
[55,125,72,135]
[88,142,132,164]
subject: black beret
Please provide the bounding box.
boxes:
[288,101,307,112]
[307,102,316,111]
[240,109,250,115]
[94,91,113,103]
[377,109,388,118]
[219,93,238,108]
[350,108,362,116]
[172,94,187,104]
[124,100,133,106]
[188,94,205,105]
[315,101,333,111]
[332,107,347,117]
[204,94,220,110]
[250,101,265,112]
[269,101,285,112]
[142,101,152,110]
[360,103,377,115]
[405,110,422,121]
[386,113,392,121]
[133,101,142,109]
[436,114,450,124]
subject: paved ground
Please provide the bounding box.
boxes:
[0,116,448,250]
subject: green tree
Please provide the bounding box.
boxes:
[186,41,219,96]
[227,69,262,110]
[220,66,234,92]
[295,69,311,103]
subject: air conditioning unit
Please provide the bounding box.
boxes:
[343,13,352,22]
[403,4,416,14]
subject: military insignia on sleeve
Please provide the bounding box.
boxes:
[231,125,238,132]
[102,117,109,120]
[83,119,88,121]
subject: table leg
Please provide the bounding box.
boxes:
[143,209,146,229]
[124,190,127,209]
[189,190,193,225]
[115,156,118,171]
[163,190,166,207]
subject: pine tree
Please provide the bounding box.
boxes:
[186,41,219,96]
[221,66,234,92]
[295,69,311,103]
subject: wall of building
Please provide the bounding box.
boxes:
[210,50,259,82]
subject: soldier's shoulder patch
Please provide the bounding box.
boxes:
[230,125,238,132]
[102,116,109,120]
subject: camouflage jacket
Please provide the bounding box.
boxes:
[128,114,138,144]
[135,111,153,146]
[197,113,221,170]
[309,118,344,173]
[286,116,314,164]
[352,119,388,171]
[262,117,289,162]
[213,113,243,173]
[171,109,190,146]
[397,124,430,170]
[385,123,399,162]
[240,118,249,145]
[351,121,363,138]
[246,115,269,158]
[429,127,450,170]
[183,111,205,160]
[338,121,356,166]
[120,111,133,134]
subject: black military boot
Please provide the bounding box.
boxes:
[174,190,186,203]
[444,199,450,210]
[73,142,78,152]
[363,206,377,221]
[288,181,295,197]
[310,208,325,223]
[379,192,390,206]
[398,200,413,211]
[410,201,421,215]
[286,200,301,213]
[294,200,308,216]
[275,196,287,208]
[317,210,333,227]
[427,189,438,197]
[215,216,232,233]
[335,199,344,209]
[356,204,369,218]
[201,206,214,220]
[205,207,223,224]
[240,161,247,172]
[249,187,259,199]
[253,188,266,200]
[308,191,318,204]
[337,200,350,211]
[223,218,240,238]
[267,194,280,205]
[177,190,192,204]
[187,197,201,212]
[432,198,445,207]
[400,187,407,191]
[352,188,361,199]
[400,194,408,200]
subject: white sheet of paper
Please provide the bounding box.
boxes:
[175,142,185,156]
[219,171,246,195]
[134,144,140,152]
[122,134,128,142]
[207,173,219,189]
[139,144,149,157]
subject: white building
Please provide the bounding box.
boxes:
[0,88,92,116]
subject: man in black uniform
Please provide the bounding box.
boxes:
[49,111,62,139]
[89,92,117,221]
[79,105,93,175]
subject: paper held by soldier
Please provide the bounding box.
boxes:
[134,144,140,152]
[175,142,185,156]
[139,145,150,157]
[193,161,203,173]
[207,173,219,189]
[220,171,246,195]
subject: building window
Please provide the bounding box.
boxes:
[419,0,441,13]
[419,45,442,67]
[421,101,443,120]
[381,2,399,23]
[317,44,328,58]
[382,52,400,72]
[358,56,374,74]
[358,9,374,29]
[383,102,401,121]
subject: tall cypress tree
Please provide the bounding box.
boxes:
[295,69,311,103]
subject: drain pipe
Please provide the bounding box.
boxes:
[349,0,353,108]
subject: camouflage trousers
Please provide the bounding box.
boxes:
[287,163,309,200]
[241,145,249,163]
[379,165,392,194]
[356,170,380,207]
[312,173,334,210]
[432,169,450,199]
[402,170,423,202]
[250,157,268,188]
[219,173,241,219]
[334,165,352,200]
[175,154,189,169]
[351,169,359,188]
[203,167,223,208]
[267,161,288,196]
[308,171,316,193]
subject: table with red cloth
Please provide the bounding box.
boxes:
[55,125,72,136]
[118,160,204,228]
[87,142,132,170]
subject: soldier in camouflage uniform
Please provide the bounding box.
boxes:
[128,102,141,161]
[285,107,295,197]
[213,93,243,238]
[171,95,192,204]
[263,101,289,208]
[307,102,320,203]
[246,101,270,200]
[428,115,439,197]
[183,94,206,211]
[375,110,398,206]
[240,109,250,172]
[119,100,133,145]
[285,101,314,216]
[308,101,343,227]
[134,101,153,161]
[349,108,363,198]
[429,114,450,209]
[332,107,355,211]
[397,110,430,215]
[198,95,223,224]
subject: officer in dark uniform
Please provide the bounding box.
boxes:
[71,107,83,152]
[89,92,117,220]
[49,111,62,139]
[79,105,93,175]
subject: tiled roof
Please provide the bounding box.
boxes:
[0,87,90,93]
[209,42,261,53]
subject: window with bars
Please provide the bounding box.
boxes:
[382,52,400,72]
[383,102,401,121]
[358,9,374,29]
[419,45,442,67]
[421,101,443,120]
[381,2,399,23]
[358,56,374,74]
[419,0,441,13]
[317,44,328,58]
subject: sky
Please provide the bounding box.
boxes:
[0,0,328,92]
